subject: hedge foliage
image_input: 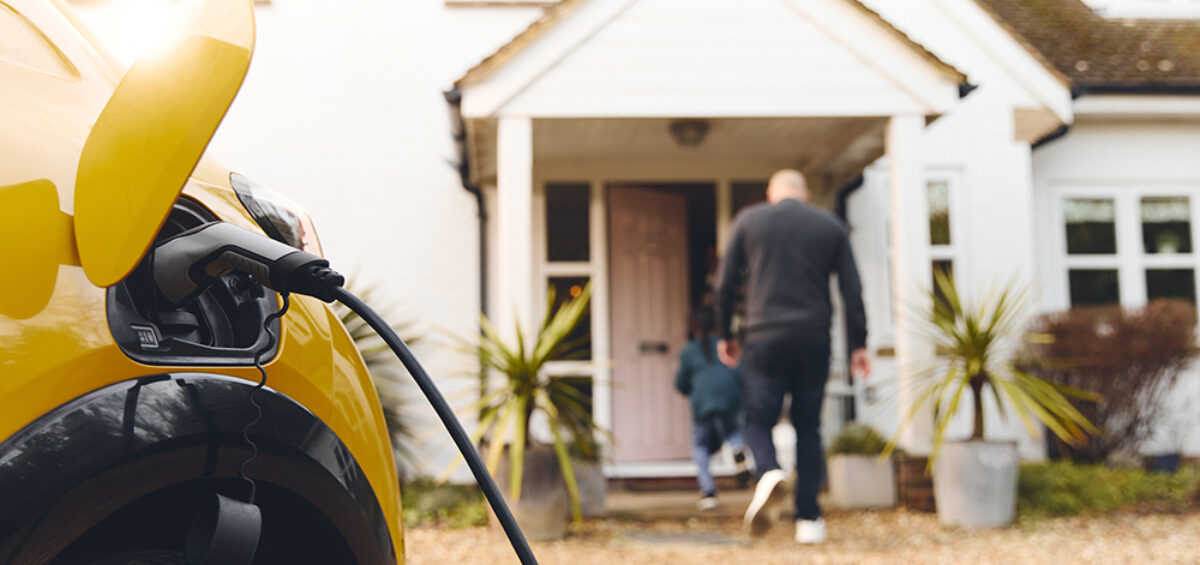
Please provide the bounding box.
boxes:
[1018,462,1199,518]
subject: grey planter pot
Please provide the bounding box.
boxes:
[826,454,896,509]
[493,445,568,541]
[572,459,607,518]
[933,440,1018,529]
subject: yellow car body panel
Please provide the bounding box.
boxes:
[0,0,403,560]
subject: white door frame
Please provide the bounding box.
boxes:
[533,168,745,477]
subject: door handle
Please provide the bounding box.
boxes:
[639,341,670,354]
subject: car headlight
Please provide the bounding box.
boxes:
[229,172,323,257]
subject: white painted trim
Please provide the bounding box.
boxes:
[589,179,614,452]
[464,0,960,119]
[460,0,638,117]
[1075,95,1200,118]
[782,0,961,114]
[604,460,738,478]
[934,0,1074,124]
[496,117,536,342]
[542,262,592,276]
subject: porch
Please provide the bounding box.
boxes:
[452,0,970,477]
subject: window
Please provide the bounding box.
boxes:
[731,181,767,216]
[1141,197,1191,254]
[928,179,951,246]
[1069,269,1121,306]
[545,183,590,262]
[1064,198,1117,255]
[927,174,961,298]
[1057,189,1200,308]
[0,3,76,79]
[547,276,591,360]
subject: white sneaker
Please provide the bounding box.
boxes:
[795,518,826,544]
[697,496,718,511]
[743,469,789,536]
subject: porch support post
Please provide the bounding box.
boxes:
[886,114,934,455]
[496,116,535,344]
[716,178,732,253]
[589,179,613,447]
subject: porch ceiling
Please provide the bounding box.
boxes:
[469,116,887,198]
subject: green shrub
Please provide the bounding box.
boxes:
[1017,462,1200,519]
[401,478,487,529]
[828,423,889,456]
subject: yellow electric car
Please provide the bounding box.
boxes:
[0,0,404,563]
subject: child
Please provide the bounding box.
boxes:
[675,307,753,511]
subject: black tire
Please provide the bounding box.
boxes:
[59,550,185,565]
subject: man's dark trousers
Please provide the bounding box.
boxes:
[742,337,830,521]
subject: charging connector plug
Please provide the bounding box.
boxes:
[152,222,344,305]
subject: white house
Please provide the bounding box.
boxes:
[70,0,1200,479]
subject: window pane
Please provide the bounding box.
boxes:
[546,183,590,262]
[928,180,951,246]
[732,182,767,216]
[1068,269,1120,306]
[1146,269,1196,304]
[1141,197,1192,254]
[548,277,591,360]
[932,260,954,309]
[1064,198,1117,254]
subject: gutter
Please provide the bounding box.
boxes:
[1072,84,1200,97]
[1031,123,1070,150]
[442,88,488,320]
[443,88,490,420]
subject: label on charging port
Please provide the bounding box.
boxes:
[131,324,161,349]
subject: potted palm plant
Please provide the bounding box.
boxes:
[884,273,1097,528]
[826,423,895,509]
[453,283,603,540]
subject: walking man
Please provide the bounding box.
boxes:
[715,169,870,544]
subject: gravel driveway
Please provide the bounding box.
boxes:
[403,510,1200,565]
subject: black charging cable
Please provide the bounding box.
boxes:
[330,286,539,565]
[150,223,540,564]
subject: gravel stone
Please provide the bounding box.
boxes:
[403,510,1200,564]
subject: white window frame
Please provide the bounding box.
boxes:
[1050,184,1200,310]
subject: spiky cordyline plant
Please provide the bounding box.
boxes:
[883,272,1098,463]
[452,282,603,525]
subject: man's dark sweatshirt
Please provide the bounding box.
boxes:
[715,199,867,352]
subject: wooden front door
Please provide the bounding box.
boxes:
[608,186,693,463]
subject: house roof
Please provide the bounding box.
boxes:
[975,0,1200,93]
[453,0,967,89]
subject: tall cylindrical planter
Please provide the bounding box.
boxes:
[572,459,607,518]
[493,445,568,541]
[933,440,1018,529]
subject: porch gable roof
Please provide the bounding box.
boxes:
[453,0,970,119]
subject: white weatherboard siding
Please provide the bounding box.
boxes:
[839,0,1070,459]
[1033,118,1200,457]
[71,0,547,481]
[496,0,949,118]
